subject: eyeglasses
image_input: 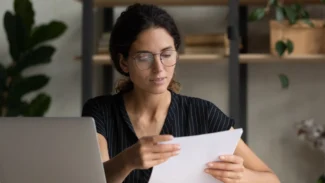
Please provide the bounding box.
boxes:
[131,50,178,70]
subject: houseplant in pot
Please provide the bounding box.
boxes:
[0,0,67,116]
[248,0,325,89]
[249,0,325,56]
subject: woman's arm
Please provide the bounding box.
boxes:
[234,137,280,183]
[205,127,280,183]
[98,134,133,183]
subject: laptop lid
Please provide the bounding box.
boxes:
[0,117,106,183]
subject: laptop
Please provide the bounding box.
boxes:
[0,117,106,183]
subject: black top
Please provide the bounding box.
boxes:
[82,90,235,183]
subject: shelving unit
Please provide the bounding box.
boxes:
[77,0,322,6]
[79,0,325,143]
[87,53,325,65]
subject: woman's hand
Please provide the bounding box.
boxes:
[122,135,180,170]
[205,155,246,183]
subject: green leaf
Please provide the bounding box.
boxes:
[248,8,266,21]
[30,21,67,48]
[14,0,35,34]
[279,74,289,89]
[286,40,294,54]
[321,0,325,3]
[276,40,287,56]
[275,7,285,21]
[3,11,26,61]
[14,46,55,73]
[7,75,50,103]
[284,6,298,24]
[268,0,277,6]
[317,173,325,183]
[0,63,7,93]
[25,93,51,116]
[6,101,29,117]
[290,3,302,12]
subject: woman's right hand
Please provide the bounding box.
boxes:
[122,135,181,170]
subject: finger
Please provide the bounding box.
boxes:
[152,143,180,153]
[219,155,244,164]
[152,135,174,143]
[205,169,243,179]
[151,150,180,160]
[207,162,244,171]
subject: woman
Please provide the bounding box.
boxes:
[82,3,280,183]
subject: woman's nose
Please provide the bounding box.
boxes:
[151,55,164,73]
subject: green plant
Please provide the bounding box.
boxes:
[318,174,325,183]
[0,0,67,116]
[249,0,325,89]
[249,0,316,56]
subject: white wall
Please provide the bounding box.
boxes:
[1,1,325,182]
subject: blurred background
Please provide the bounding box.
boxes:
[1,0,325,182]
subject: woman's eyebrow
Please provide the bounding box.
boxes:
[134,46,173,54]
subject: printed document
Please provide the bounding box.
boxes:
[148,128,243,183]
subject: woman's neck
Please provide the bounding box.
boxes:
[124,88,171,118]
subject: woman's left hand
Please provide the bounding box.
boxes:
[204,155,246,183]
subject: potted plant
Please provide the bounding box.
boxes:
[249,0,325,56]
[0,0,67,116]
[248,0,325,89]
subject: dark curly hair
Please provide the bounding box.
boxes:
[109,3,181,93]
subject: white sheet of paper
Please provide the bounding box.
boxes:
[148,128,243,183]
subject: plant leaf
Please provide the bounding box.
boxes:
[275,7,285,21]
[30,21,67,48]
[7,75,50,103]
[25,93,51,116]
[14,46,55,74]
[286,40,294,54]
[276,40,287,56]
[290,3,302,13]
[248,8,266,21]
[317,173,325,183]
[284,6,297,24]
[6,101,29,117]
[268,0,277,6]
[0,63,7,94]
[321,0,325,3]
[3,11,26,61]
[279,74,289,89]
[14,0,34,34]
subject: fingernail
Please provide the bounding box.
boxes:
[205,169,209,173]
[175,145,181,149]
[207,163,213,167]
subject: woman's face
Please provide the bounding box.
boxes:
[120,27,177,95]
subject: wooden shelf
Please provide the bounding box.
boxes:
[76,0,323,7]
[88,53,325,65]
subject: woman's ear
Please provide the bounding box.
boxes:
[119,54,129,73]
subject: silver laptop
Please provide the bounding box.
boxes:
[0,117,106,183]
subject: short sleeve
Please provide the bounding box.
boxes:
[207,103,235,133]
[82,98,107,138]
